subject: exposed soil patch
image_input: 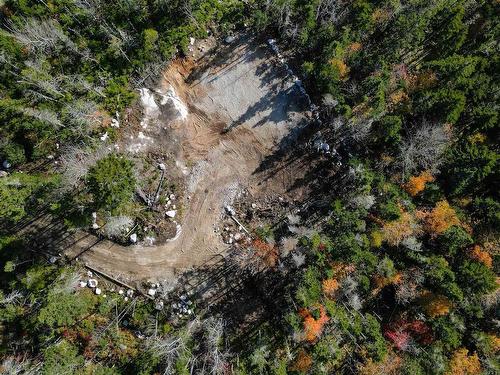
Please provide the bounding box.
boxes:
[64,34,312,284]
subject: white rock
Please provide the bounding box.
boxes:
[118,289,124,295]
[126,290,134,297]
[130,233,137,243]
[87,270,93,277]
[95,288,102,295]
[87,279,98,288]
[111,118,120,128]
[166,210,177,218]
[100,132,108,141]
[147,288,156,297]
[158,163,166,170]
[124,297,129,302]
[169,194,175,200]
[92,223,99,229]
[189,37,195,45]
[234,233,242,241]
[91,212,97,220]
[79,281,87,288]
[0,171,8,178]
[251,203,257,209]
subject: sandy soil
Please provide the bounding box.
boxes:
[65,35,309,284]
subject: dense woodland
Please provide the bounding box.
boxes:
[0,0,499,374]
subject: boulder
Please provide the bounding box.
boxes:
[166,210,177,218]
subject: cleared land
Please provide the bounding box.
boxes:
[64,35,310,283]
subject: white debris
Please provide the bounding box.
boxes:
[138,131,147,139]
[92,223,100,229]
[100,132,108,141]
[158,163,166,171]
[95,288,102,295]
[87,271,93,277]
[139,88,160,118]
[166,224,182,242]
[155,300,164,310]
[169,194,176,200]
[189,37,195,45]
[144,236,155,246]
[251,203,257,209]
[79,281,86,288]
[130,233,138,243]
[87,279,98,288]
[124,296,129,302]
[126,290,134,297]
[118,289,124,295]
[165,210,177,218]
[234,233,242,241]
[111,118,120,128]
[156,86,188,121]
[147,288,156,297]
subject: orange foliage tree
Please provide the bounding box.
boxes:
[419,200,460,236]
[322,278,340,297]
[470,245,493,268]
[358,350,402,375]
[404,171,435,196]
[290,349,313,373]
[446,348,481,375]
[299,305,329,342]
[251,238,279,268]
[418,291,452,318]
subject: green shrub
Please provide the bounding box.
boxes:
[87,154,136,212]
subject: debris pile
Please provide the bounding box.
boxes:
[172,294,194,318]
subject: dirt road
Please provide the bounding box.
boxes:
[65,35,309,283]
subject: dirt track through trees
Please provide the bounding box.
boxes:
[64,35,309,283]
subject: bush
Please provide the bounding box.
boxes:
[458,260,496,295]
[87,154,136,212]
[0,142,26,166]
[437,226,473,256]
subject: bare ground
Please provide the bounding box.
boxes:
[64,35,311,284]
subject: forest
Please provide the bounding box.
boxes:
[0,0,499,374]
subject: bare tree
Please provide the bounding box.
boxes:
[398,120,451,177]
[22,107,62,129]
[147,319,200,375]
[101,216,134,238]
[58,145,111,191]
[7,17,77,55]
[62,100,101,136]
[202,318,230,375]
[19,59,67,101]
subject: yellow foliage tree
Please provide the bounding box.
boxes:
[420,200,460,236]
[382,211,420,246]
[446,348,481,375]
[404,171,435,196]
[419,291,452,317]
[330,58,350,79]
